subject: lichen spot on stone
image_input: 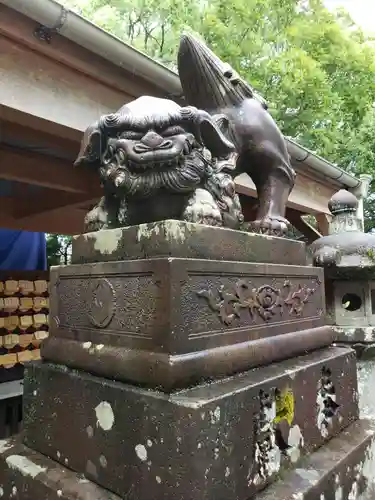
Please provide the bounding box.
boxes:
[57,490,62,497]
[164,220,187,243]
[95,401,115,431]
[96,344,104,351]
[156,476,162,484]
[135,444,148,462]
[99,455,107,468]
[93,228,122,255]
[12,486,17,496]
[147,439,153,448]
[0,441,11,454]
[83,342,92,350]
[0,486,3,497]
[86,425,94,438]
[225,467,230,477]
[210,406,221,424]
[6,455,47,478]
[136,222,161,242]
[335,485,343,500]
[33,390,37,397]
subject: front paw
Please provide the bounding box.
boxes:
[250,216,289,236]
[183,188,223,227]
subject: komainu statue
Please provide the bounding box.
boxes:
[178,34,296,235]
[75,96,244,232]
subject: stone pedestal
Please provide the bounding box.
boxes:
[0,221,374,499]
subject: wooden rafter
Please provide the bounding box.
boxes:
[0,146,101,195]
[13,191,100,220]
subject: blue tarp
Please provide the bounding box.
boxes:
[0,230,47,271]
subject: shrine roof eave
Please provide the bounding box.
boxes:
[4,0,366,196]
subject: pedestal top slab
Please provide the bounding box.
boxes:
[72,220,306,265]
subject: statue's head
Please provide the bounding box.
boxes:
[75,96,234,196]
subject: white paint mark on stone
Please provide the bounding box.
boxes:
[214,448,219,460]
[83,342,92,349]
[92,229,123,255]
[225,467,230,477]
[135,444,148,462]
[201,412,205,420]
[33,390,37,396]
[95,401,115,431]
[12,486,17,496]
[6,455,47,478]
[156,476,161,484]
[57,490,62,497]
[197,442,202,449]
[65,458,69,465]
[57,451,61,459]
[320,494,325,500]
[0,486,3,497]
[96,344,104,351]
[147,439,153,447]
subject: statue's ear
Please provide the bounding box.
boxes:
[198,117,235,158]
[74,125,103,167]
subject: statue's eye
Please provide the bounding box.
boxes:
[162,126,185,137]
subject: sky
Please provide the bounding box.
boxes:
[325,0,375,32]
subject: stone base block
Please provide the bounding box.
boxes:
[0,437,120,499]
[44,256,329,390]
[257,419,375,500]
[71,220,307,265]
[0,422,373,500]
[24,347,358,500]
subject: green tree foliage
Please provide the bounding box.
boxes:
[60,0,375,229]
[46,234,72,267]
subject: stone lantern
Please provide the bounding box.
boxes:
[310,189,375,356]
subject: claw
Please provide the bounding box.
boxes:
[250,216,289,237]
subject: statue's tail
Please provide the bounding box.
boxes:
[178,34,255,111]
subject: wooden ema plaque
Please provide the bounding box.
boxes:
[0,275,49,373]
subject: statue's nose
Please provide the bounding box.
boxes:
[140,130,165,149]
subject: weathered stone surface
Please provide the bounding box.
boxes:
[43,257,330,390]
[257,419,375,500]
[0,436,120,499]
[334,326,375,345]
[72,221,307,265]
[24,347,358,500]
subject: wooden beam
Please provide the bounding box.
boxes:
[0,146,102,195]
[0,199,85,234]
[1,120,79,160]
[12,191,100,220]
[0,5,165,99]
[316,213,330,236]
[287,208,322,244]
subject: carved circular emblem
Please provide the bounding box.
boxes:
[87,278,116,328]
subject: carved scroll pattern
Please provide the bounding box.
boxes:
[197,279,319,326]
